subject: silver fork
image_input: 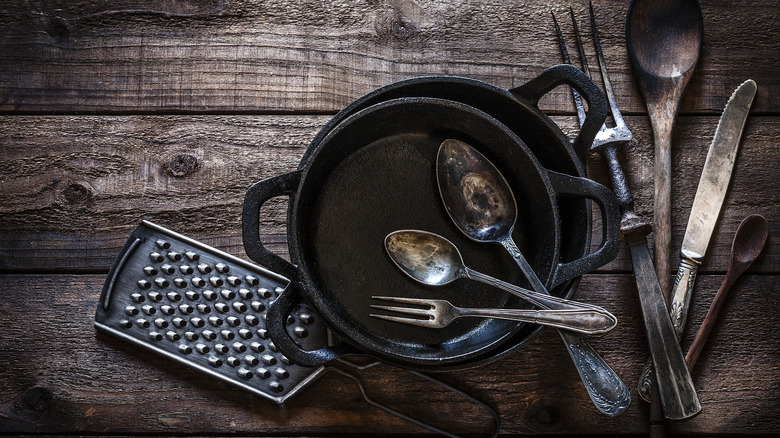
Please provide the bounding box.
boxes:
[370,296,617,335]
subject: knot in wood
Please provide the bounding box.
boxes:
[63,182,93,203]
[45,16,70,38]
[21,386,54,412]
[375,13,420,44]
[392,16,418,39]
[164,154,199,177]
[532,404,561,427]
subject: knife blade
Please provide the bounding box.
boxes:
[669,79,757,332]
[637,79,757,402]
[597,123,701,419]
[625,230,701,420]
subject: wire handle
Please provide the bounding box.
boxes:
[329,359,500,438]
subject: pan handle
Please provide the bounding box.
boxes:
[266,282,360,366]
[547,171,620,286]
[508,64,607,163]
[242,171,301,281]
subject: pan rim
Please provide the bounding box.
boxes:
[286,96,564,365]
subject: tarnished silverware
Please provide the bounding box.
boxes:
[436,136,630,415]
[384,230,615,314]
[555,3,699,420]
[370,296,617,335]
[636,79,757,401]
[436,138,548,293]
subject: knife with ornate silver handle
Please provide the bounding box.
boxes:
[637,79,758,402]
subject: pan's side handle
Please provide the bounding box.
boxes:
[548,171,621,286]
[266,283,360,366]
[242,171,301,281]
[509,64,608,163]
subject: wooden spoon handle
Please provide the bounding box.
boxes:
[685,270,742,369]
[648,103,677,300]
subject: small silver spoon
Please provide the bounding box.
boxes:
[436,138,548,292]
[384,229,615,318]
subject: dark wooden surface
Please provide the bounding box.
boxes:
[1,0,778,435]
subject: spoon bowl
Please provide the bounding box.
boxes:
[626,0,703,78]
[685,214,769,369]
[384,229,465,286]
[437,138,517,243]
[437,139,547,292]
[732,215,770,267]
[385,230,616,314]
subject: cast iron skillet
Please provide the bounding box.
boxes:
[300,65,604,293]
[243,97,619,369]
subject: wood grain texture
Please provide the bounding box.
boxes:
[1,0,778,114]
[1,115,777,274]
[0,273,777,435]
[1,0,779,435]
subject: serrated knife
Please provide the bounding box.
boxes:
[637,79,758,402]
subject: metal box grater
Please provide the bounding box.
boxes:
[95,220,329,404]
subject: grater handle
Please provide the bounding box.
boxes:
[266,282,360,366]
[242,171,302,281]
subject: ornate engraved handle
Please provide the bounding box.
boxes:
[561,330,631,416]
[488,236,630,415]
[460,307,617,335]
[669,257,701,335]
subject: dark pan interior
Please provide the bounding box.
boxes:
[305,77,589,299]
[291,98,561,364]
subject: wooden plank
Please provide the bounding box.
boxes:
[1,0,778,114]
[1,115,777,273]
[0,273,777,434]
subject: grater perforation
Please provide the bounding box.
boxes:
[96,220,328,403]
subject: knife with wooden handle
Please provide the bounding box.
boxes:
[637,79,758,402]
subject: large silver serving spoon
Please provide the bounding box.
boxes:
[434,139,631,416]
[436,138,547,292]
[385,230,616,320]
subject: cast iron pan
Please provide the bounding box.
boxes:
[302,65,606,293]
[292,65,612,368]
[243,97,619,369]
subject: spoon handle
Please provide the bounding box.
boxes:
[464,267,608,313]
[685,265,743,369]
[499,237,547,293]
[459,307,616,335]
[473,245,630,416]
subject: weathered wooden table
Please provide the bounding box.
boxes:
[1,0,778,435]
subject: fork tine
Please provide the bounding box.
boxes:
[588,1,630,132]
[552,9,587,127]
[369,304,431,317]
[369,313,436,328]
[551,11,573,65]
[372,295,430,305]
[570,7,592,79]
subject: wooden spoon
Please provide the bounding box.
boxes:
[685,214,769,369]
[626,0,703,296]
